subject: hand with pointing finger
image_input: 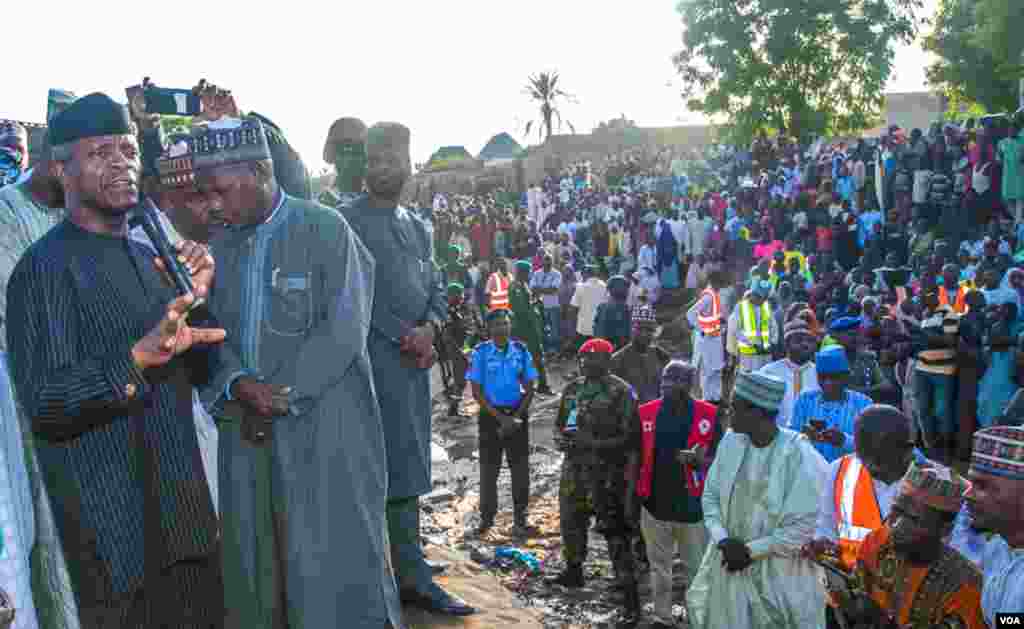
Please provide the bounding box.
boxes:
[131,293,227,371]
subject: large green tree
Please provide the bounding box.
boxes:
[923,0,1022,113]
[523,72,577,142]
[673,0,921,144]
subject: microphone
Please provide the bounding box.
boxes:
[129,198,204,309]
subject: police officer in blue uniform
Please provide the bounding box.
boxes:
[468,308,538,537]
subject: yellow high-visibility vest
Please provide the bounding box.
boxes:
[737,299,772,355]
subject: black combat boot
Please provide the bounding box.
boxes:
[549,562,585,588]
[620,580,641,625]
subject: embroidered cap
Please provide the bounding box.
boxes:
[189,117,272,171]
[971,425,1024,480]
[447,282,464,294]
[156,134,196,189]
[514,259,532,272]
[899,460,969,513]
[579,338,615,355]
[733,371,786,413]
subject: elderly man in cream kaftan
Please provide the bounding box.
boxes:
[686,427,828,628]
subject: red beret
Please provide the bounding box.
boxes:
[578,338,615,355]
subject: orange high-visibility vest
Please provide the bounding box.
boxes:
[486,272,510,311]
[938,285,971,313]
[696,287,723,337]
[833,455,883,571]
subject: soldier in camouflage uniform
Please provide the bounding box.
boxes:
[320,117,367,209]
[442,282,481,416]
[550,338,641,620]
[510,259,552,394]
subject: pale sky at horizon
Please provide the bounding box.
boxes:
[6,0,937,172]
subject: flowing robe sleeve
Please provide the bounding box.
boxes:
[701,430,737,545]
[747,438,827,560]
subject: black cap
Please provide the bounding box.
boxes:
[48,92,131,148]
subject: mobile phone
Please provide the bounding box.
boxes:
[127,85,201,116]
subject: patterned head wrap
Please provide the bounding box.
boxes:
[579,338,615,355]
[0,121,28,186]
[971,426,1024,480]
[632,305,657,328]
[733,371,786,412]
[898,461,969,514]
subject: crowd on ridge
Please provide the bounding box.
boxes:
[0,82,1021,629]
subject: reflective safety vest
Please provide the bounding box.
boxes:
[737,300,772,355]
[487,273,510,311]
[939,283,972,314]
[833,455,883,571]
[696,287,723,337]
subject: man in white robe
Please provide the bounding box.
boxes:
[757,319,819,427]
[687,371,828,629]
[960,425,1024,625]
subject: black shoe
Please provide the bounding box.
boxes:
[401,583,477,616]
[549,563,584,588]
[619,581,640,626]
[471,519,494,538]
[536,386,555,396]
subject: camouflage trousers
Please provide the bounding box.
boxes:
[558,459,636,585]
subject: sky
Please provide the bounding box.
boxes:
[5,0,937,173]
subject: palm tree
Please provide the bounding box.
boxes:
[523,71,577,143]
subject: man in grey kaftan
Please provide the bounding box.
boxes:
[199,118,402,629]
[340,122,475,615]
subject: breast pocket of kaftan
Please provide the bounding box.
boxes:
[266,268,314,337]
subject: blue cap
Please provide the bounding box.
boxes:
[829,316,862,333]
[816,346,850,375]
[485,308,512,322]
[751,280,772,297]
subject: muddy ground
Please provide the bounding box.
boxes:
[425,298,698,629]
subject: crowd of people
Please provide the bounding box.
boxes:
[0,80,1022,629]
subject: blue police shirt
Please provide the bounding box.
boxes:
[467,340,539,408]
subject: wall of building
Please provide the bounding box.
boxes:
[884,92,947,134]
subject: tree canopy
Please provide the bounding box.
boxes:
[923,0,1023,114]
[673,0,922,144]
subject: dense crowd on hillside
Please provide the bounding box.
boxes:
[0,84,1022,629]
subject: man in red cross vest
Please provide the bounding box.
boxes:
[636,361,721,629]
